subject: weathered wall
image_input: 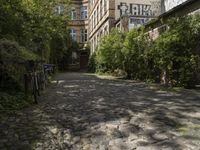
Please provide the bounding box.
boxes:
[115,0,161,20]
[164,0,187,12]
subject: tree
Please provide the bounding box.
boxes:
[95,29,125,73]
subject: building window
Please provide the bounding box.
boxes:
[80,6,88,20]
[70,29,76,41]
[97,6,99,23]
[55,5,64,15]
[91,15,93,29]
[94,10,96,26]
[84,29,88,42]
[129,18,146,28]
[104,0,107,14]
[70,9,77,20]
[100,0,102,18]
[92,15,94,29]
[81,29,88,43]
[94,36,96,49]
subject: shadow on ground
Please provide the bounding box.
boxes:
[1,72,200,150]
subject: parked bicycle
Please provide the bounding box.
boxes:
[25,60,43,104]
[31,71,40,104]
[24,60,56,104]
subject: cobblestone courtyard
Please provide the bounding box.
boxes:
[1,72,200,150]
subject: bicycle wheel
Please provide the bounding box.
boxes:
[33,75,38,104]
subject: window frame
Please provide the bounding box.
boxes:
[70,29,77,41]
[80,6,88,20]
[70,9,77,20]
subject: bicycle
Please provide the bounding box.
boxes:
[31,71,40,104]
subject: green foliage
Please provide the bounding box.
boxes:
[0,92,33,111]
[122,28,154,80]
[0,0,71,64]
[88,52,97,73]
[93,15,200,87]
[0,39,38,92]
[151,16,200,87]
[0,0,73,110]
[0,39,37,61]
[95,29,126,73]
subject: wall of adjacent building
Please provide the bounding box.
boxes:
[69,0,89,48]
[115,0,161,20]
[115,0,161,31]
[88,0,116,53]
[163,0,187,12]
[146,0,200,40]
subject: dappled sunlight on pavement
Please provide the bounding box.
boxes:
[1,72,200,150]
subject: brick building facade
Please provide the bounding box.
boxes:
[88,0,115,53]
[69,0,89,47]
[68,0,89,70]
[68,0,161,54]
[68,0,200,65]
[88,0,161,53]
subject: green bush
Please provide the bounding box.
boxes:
[0,0,74,111]
[88,52,97,73]
[122,28,155,80]
[0,39,38,90]
[95,29,126,73]
[92,15,200,87]
[151,16,200,87]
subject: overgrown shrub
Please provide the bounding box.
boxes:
[122,28,155,80]
[92,15,200,87]
[88,52,97,73]
[0,0,74,111]
[0,39,39,110]
[151,16,200,87]
[0,39,38,90]
[95,29,125,73]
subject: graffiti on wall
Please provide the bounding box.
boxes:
[118,1,160,17]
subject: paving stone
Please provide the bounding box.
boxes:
[108,145,122,150]
[72,136,80,144]
[99,145,108,150]
[126,141,137,150]
[81,138,91,145]
[1,72,200,150]
[128,134,138,141]
[90,144,98,150]
[83,144,90,150]
[153,133,169,141]
[136,146,159,150]
[49,127,58,134]
[106,122,120,129]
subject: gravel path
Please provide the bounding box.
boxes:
[1,72,200,150]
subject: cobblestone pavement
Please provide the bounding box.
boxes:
[1,72,200,150]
